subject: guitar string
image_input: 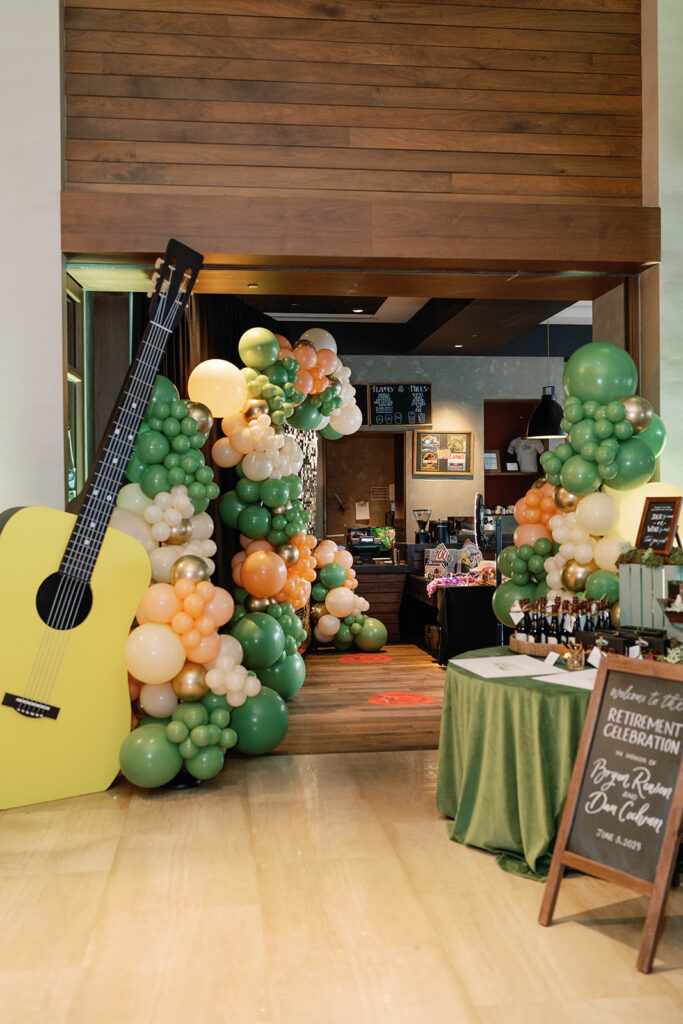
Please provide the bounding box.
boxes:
[24,281,182,707]
[28,292,175,704]
[26,302,172,705]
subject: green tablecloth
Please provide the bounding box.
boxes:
[436,646,591,880]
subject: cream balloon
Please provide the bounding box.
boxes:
[242,451,274,481]
[318,614,341,637]
[576,492,618,537]
[211,437,241,468]
[116,482,154,517]
[110,507,157,554]
[603,482,683,545]
[594,535,630,572]
[190,512,214,542]
[299,327,337,353]
[187,359,247,417]
[324,586,356,618]
[139,682,178,718]
[330,403,362,436]
[149,545,183,583]
[125,623,186,684]
[573,542,595,565]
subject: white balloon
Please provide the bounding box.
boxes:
[149,544,183,583]
[318,614,341,637]
[553,526,570,544]
[546,570,563,589]
[559,542,575,559]
[574,543,595,565]
[228,691,247,708]
[231,427,256,455]
[564,512,578,528]
[570,526,590,545]
[116,482,154,517]
[594,535,630,572]
[190,512,214,541]
[330,402,362,436]
[215,634,244,666]
[548,514,565,532]
[244,675,261,698]
[151,521,171,543]
[314,624,332,644]
[242,451,274,481]
[110,507,157,553]
[299,327,337,353]
[576,491,619,537]
[139,682,178,718]
[187,359,248,417]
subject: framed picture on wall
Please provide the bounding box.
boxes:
[484,450,500,472]
[413,430,473,476]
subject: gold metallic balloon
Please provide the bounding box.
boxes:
[561,558,598,593]
[270,505,288,516]
[620,395,653,435]
[243,398,270,422]
[310,602,326,621]
[611,601,620,627]
[166,520,193,546]
[185,401,214,435]
[277,542,300,566]
[245,595,274,613]
[554,487,582,512]
[169,554,211,583]
[171,663,208,702]
[532,477,548,490]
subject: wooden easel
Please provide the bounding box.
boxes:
[539,656,683,973]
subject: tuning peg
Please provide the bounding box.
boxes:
[146,271,161,298]
[154,257,163,270]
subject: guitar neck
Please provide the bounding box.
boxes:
[59,241,203,583]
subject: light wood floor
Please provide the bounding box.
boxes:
[273,643,446,755]
[1,749,682,1023]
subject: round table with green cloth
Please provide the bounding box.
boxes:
[436,646,591,880]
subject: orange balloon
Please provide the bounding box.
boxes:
[241,550,288,598]
[196,580,215,601]
[136,583,181,625]
[171,611,194,635]
[540,512,554,527]
[309,371,328,395]
[292,344,316,370]
[295,368,313,397]
[185,632,222,665]
[524,507,541,524]
[246,539,274,554]
[514,498,528,525]
[276,333,292,352]
[315,348,338,375]
[181,629,202,651]
[174,578,195,600]
[541,482,556,497]
[315,545,336,567]
[183,592,205,618]
[204,587,234,627]
[195,613,217,637]
[232,563,243,586]
[514,523,552,547]
[525,489,541,508]
[231,551,246,569]
[334,549,354,569]
[540,495,557,513]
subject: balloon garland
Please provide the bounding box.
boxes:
[308,539,389,652]
[492,341,667,627]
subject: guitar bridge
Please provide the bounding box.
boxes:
[2,692,60,720]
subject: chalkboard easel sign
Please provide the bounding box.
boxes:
[636,496,682,555]
[539,655,683,973]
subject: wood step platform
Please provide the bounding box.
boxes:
[272,643,446,755]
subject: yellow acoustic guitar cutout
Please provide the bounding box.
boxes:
[0,240,203,809]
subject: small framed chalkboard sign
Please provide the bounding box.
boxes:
[636,496,682,555]
[539,656,683,973]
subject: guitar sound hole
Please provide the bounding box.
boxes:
[36,573,93,631]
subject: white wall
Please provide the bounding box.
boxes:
[1,3,65,509]
[344,355,565,521]
[658,0,683,488]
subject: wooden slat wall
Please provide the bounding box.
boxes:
[63,0,643,207]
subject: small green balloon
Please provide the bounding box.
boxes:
[312,583,329,602]
[238,327,280,370]
[528,555,546,576]
[544,455,562,476]
[554,443,574,464]
[184,745,224,780]
[568,419,597,453]
[218,490,247,529]
[119,724,183,788]
[259,478,291,508]
[534,537,552,557]
[139,464,171,499]
[320,424,344,440]
[516,545,534,563]
[560,455,601,497]
[605,400,626,423]
[230,687,289,754]
[585,569,620,604]
[497,546,517,577]
[237,503,272,540]
[613,419,634,441]
[583,400,601,419]
[236,477,261,503]
[510,572,530,586]
[125,450,145,483]
[319,562,347,588]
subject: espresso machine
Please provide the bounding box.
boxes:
[413,509,432,544]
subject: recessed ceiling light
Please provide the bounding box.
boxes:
[352,307,364,313]
[247,282,258,289]
[454,344,464,349]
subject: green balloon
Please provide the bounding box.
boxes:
[553,443,574,464]
[568,419,597,453]
[528,555,546,576]
[511,557,528,575]
[559,455,601,497]
[148,375,180,409]
[236,477,261,503]
[320,424,343,440]
[139,464,171,499]
[125,450,145,483]
[287,400,323,431]
[594,418,615,440]
[237,503,272,539]
[585,570,620,604]
[319,563,347,589]
[136,429,170,465]
[605,400,626,423]
[639,412,667,458]
[184,745,224,780]
[497,546,517,577]
[534,537,552,557]
[238,327,280,370]
[257,653,306,699]
[311,583,328,602]
[613,419,634,441]
[259,478,290,508]
[544,455,562,476]
[510,572,530,586]
[517,545,534,562]
[265,362,289,387]
[218,490,247,528]
[608,437,656,491]
[534,580,550,600]
[354,617,388,652]
[230,686,289,754]
[492,580,536,628]
[563,342,638,403]
[230,612,285,669]
[119,724,183,788]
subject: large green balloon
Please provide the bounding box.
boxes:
[563,342,638,403]
[287,399,323,431]
[218,489,247,528]
[230,612,285,668]
[257,653,306,699]
[238,327,280,370]
[559,455,601,497]
[638,412,667,458]
[237,502,272,539]
[608,436,656,491]
[119,723,183,788]
[139,464,171,499]
[236,477,261,503]
[136,429,171,465]
[320,424,343,440]
[354,617,388,652]
[230,686,289,754]
[491,580,536,627]
[259,478,290,508]
[184,745,225,780]
[585,570,620,604]
[319,562,347,589]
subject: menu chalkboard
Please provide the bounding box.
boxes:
[636,496,682,554]
[567,666,683,882]
[540,656,683,973]
[350,383,432,427]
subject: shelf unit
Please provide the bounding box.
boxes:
[483,399,547,508]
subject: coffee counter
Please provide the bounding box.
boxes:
[353,562,412,641]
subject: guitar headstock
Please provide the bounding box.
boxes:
[147,239,204,331]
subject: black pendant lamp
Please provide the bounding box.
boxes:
[526,322,565,440]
